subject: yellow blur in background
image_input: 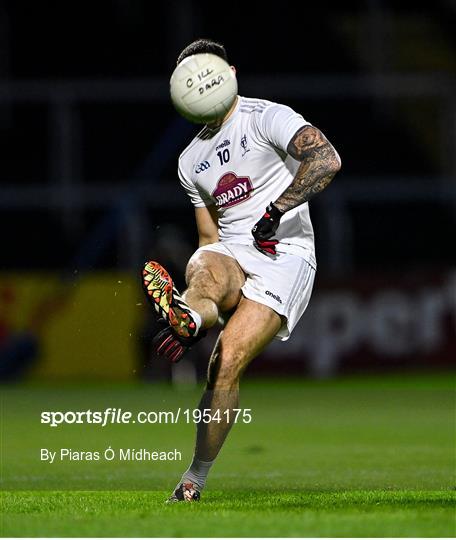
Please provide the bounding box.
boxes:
[0,273,143,379]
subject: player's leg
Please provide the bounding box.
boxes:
[182,250,245,329]
[143,249,244,345]
[173,296,282,500]
[197,296,282,458]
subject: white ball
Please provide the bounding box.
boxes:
[170,53,238,124]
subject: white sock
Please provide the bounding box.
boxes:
[187,308,203,335]
[179,456,214,491]
[180,291,203,335]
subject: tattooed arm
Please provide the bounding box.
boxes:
[274,125,341,213]
[251,125,340,254]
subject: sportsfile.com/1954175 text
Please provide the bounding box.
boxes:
[40,408,253,427]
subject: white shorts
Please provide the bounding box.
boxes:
[192,242,316,341]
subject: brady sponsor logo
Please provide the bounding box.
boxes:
[215,139,231,151]
[265,290,282,304]
[195,160,210,174]
[212,172,253,208]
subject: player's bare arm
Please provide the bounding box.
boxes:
[275,126,341,212]
[195,206,219,247]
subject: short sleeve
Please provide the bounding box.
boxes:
[178,163,212,208]
[258,103,311,153]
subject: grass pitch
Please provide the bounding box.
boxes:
[1,373,455,537]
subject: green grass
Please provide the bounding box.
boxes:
[1,373,455,537]
[2,490,455,537]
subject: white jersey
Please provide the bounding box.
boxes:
[178,96,316,267]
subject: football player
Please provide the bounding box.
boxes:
[142,38,341,502]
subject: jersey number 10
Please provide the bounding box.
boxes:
[217,149,230,165]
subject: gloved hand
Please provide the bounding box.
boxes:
[152,319,206,363]
[251,202,284,255]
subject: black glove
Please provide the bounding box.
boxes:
[251,202,284,255]
[152,319,206,363]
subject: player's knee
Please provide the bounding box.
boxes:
[207,342,246,389]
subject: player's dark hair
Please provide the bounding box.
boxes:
[177,38,229,65]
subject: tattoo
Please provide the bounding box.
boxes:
[274,126,341,213]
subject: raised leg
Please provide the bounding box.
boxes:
[183,250,245,328]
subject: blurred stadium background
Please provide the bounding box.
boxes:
[0,0,455,383]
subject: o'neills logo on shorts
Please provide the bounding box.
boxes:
[212,172,253,208]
